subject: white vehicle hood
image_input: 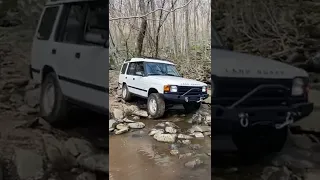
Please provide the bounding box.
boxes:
[147,76,207,86]
[212,49,308,79]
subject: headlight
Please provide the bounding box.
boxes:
[202,86,207,93]
[164,85,178,92]
[292,78,304,96]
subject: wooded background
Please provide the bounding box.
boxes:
[109,0,211,82]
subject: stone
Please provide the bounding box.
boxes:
[165,122,178,128]
[17,104,38,114]
[291,134,314,149]
[77,153,108,173]
[304,171,320,180]
[165,126,177,134]
[179,153,193,159]
[113,109,124,119]
[115,127,129,135]
[109,119,117,129]
[76,172,96,180]
[116,123,128,130]
[155,123,166,128]
[181,140,191,145]
[194,132,204,138]
[14,148,44,180]
[132,116,140,120]
[267,166,291,180]
[184,158,203,168]
[133,110,148,117]
[64,138,93,157]
[170,149,179,155]
[148,129,164,136]
[177,134,193,139]
[153,133,177,143]
[123,118,135,123]
[128,122,145,129]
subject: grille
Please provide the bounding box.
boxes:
[177,86,203,95]
[212,77,293,107]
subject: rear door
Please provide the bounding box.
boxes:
[118,62,129,88]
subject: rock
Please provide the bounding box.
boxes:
[267,166,291,180]
[181,140,191,145]
[165,122,178,128]
[109,119,117,129]
[123,118,135,123]
[153,133,177,143]
[76,172,96,180]
[170,149,179,155]
[260,166,280,180]
[194,132,205,138]
[189,144,202,150]
[64,138,93,157]
[24,88,40,108]
[184,158,203,168]
[77,153,108,173]
[113,109,124,119]
[128,122,145,129]
[190,125,211,133]
[0,103,11,110]
[272,154,314,170]
[14,148,44,180]
[116,123,128,130]
[8,78,29,87]
[149,129,164,136]
[165,126,177,134]
[9,93,23,105]
[304,171,320,180]
[17,104,38,114]
[177,134,193,139]
[133,110,148,117]
[115,127,129,135]
[204,132,211,136]
[291,134,314,149]
[155,123,166,128]
[179,153,193,159]
[132,116,140,120]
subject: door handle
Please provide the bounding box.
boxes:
[125,77,127,79]
[52,49,56,54]
[133,78,135,80]
[75,52,81,59]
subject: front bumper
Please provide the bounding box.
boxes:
[163,93,209,103]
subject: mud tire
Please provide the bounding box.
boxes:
[40,72,68,125]
[122,83,132,101]
[183,102,201,113]
[147,93,165,119]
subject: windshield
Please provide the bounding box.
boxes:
[145,62,180,77]
[212,24,225,49]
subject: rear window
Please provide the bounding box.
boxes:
[121,63,128,74]
[37,6,59,40]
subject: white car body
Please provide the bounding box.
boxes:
[30,0,109,114]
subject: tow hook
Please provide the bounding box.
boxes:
[185,97,189,102]
[239,112,249,128]
[275,112,296,129]
[196,97,204,103]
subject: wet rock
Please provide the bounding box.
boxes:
[149,129,164,136]
[64,138,93,157]
[165,122,179,128]
[165,126,177,134]
[24,88,40,108]
[132,116,140,120]
[204,132,211,136]
[116,123,128,130]
[115,127,129,135]
[109,119,117,129]
[133,110,148,117]
[76,172,96,180]
[113,109,124,119]
[184,158,203,168]
[76,153,108,173]
[190,113,203,124]
[155,123,166,128]
[181,140,191,145]
[128,122,145,129]
[179,153,193,159]
[189,144,202,150]
[261,166,280,180]
[14,148,44,180]
[193,132,205,138]
[272,154,314,170]
[267,166,291,180]
[177,134,193,139]
[170,149,179,155]
[123,118,135,123]
[189,125,211,133]
[153,133,177,143]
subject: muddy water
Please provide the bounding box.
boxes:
[109,114,211,180]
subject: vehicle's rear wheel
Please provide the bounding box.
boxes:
[183,102,201,113]
[147,93,165,119]
[232,125,288,155]
[122,84,132,101]
[40,72,68,125]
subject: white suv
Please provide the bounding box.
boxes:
[29,0,108,124]
[118,58,209,118]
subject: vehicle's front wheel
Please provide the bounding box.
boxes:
[147,93,165,119]
[122,84,132,101]
[232,125,288,155]
[183,102,201,113]
[40,72,68,125]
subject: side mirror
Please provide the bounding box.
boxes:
[84,31,108,48]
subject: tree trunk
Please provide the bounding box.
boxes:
[172,0,178,57]
[136,0,148,57]
[184,0,190,61]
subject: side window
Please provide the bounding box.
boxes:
[37,6,59,40]
[127,63,137,75]
[135,62,144,75]
[121,63,128,74]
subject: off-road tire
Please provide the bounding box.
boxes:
[147,93,165,119]
[183,102,201,113]
[40,72,68,125]
[232,126,288,155]
[122,84,132,101]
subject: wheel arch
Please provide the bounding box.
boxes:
[148,88,159,96]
